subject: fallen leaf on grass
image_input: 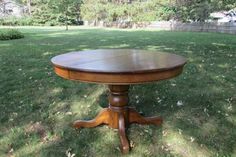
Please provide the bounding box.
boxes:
[7,144,14,157]
[66,148,76,157]
[66,112,73,115]
[178,129,182,135]
[162,130,168,137]
[190,137,195,142]
[177,100,183,106]
[130,140,135,148]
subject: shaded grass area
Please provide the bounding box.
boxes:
[0,27,236,157]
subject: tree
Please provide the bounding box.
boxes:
[6,0,236,26]
[173,0,236,22]
[80,0,169,23]
[50,0,81,30]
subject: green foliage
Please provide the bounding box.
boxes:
[174,0,212,22]
[0,0,82,27]
[1,0,236,25]
[210,0,236,11]
[156,6,175,21]
[174,0,236,22]
[80,0,160,23]
[80,0,236,23]
[0,29,24,40]
[0,17,34,26]
[50,0,82,29]
[80,0,107,22]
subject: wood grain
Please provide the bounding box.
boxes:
[51,49,187,74]
[72,85,163,154]
[52,49,186,84]
[52,49,186,154]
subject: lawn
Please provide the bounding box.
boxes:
[0,27,235,157]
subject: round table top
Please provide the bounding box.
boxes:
[51,49,187,84]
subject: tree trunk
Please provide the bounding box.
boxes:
[65,14,68,31]
[66,22,68,30]
[27,0,31,16]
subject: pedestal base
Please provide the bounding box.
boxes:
[73,85,163,154]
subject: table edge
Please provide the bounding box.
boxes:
[51,49,187,74]
[52,65,185,85]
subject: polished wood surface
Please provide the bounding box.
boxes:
[51,49,186,154]
[51,49,186,73]
[51,49,186,84]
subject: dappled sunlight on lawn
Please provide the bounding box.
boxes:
[43,30,83,38]
[0,123,58,157]
[0,27,236,156]
[42,51,53,56]
[162,128,213,157]
[146,45,166,50]
[217,63,230,69]
[102,43,130,49]
[0,43,11,47]
[49,87,63,95]
[212,42,227,47]
[70,85,106,119]
[12,138,45,157]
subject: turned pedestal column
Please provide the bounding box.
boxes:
[51,49,186,154]
[73,85,163,154]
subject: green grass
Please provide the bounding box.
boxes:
[0,26,236,157]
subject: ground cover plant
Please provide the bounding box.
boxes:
[0,27,235,157]
[0,29,24,40]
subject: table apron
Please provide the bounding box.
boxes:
[54,66,184,84]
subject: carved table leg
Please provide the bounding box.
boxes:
[118,112,130,154]
[129,108,163,126]
[73,108,110,128]
[73,85,163,154]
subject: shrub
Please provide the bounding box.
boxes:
[0,17,34,26]
[0,17,18,26]
[0,29,24,40]
[17,17,34,26]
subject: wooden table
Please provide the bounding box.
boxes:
[51,49,186,154]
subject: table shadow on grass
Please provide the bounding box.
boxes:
[1,28,236,157]
[128,81,236,156]
[0,83,108,156]
[20,85,124,157]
